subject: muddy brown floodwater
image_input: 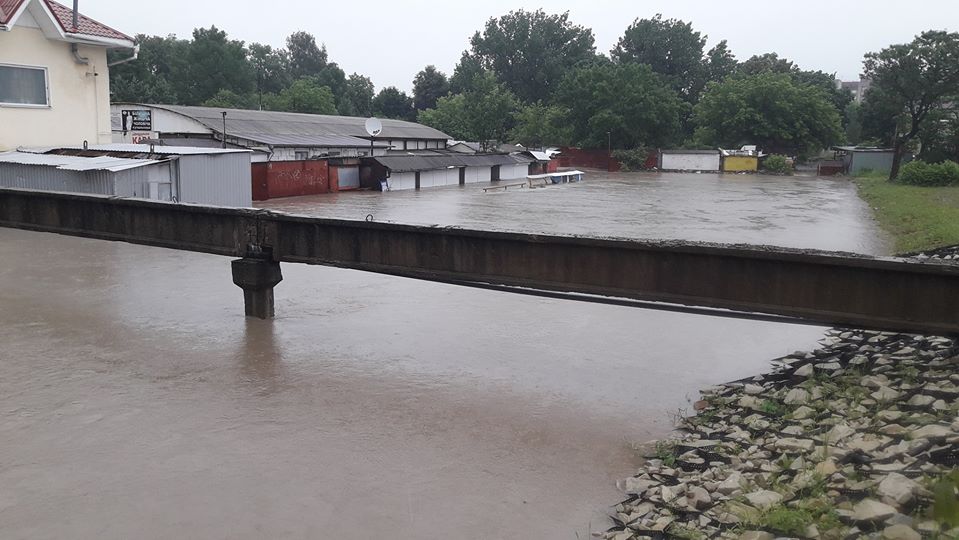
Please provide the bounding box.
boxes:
[0,172,886,539]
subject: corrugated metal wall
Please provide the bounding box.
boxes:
[499,163,529,180]
[660,153,721,172]
[177,154,252,207]
[722,156,758,172]
[0,162,175,198]
[850,152,895,175]
[388,172,417,191]
[0,163,114,194]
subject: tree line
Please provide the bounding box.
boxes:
[110,11,959,175]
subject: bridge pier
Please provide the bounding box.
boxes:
[231,257,283,319]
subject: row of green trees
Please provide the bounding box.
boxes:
[109,12,959,177]
[109,28,421,119]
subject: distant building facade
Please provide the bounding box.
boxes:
[837,78,872,103]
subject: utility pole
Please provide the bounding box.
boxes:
[607,131,612,172]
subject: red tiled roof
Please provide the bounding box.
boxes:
[44,0,133,41]
[0,0,132,42]
[0,0,26,25]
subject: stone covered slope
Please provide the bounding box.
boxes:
[603,329,959,540]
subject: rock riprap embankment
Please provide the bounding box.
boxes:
[602,329,959,540]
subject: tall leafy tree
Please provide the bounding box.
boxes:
[417,94,473,140]
[738,52,797,75]
[738,52,852,121]
[413,65,450,111]
[611,14,707,100]
[286,31,328,79]
[555,63,685,149]
[248,43,291,107]
[203,89,257,109]
[182,26,253,104]
[264,78,337,114]
[372,86,415,120]
[339,74,375,117]
[109,34,188,103]
[510,102,572,148]
[862,30,959,179]
[461,72,519,148]
[449,52,485,94]
[468,9,595,103]
[418,73,519,146]
[693,73,843,157]
[704,40,738,85]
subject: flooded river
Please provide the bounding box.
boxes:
[0,172,886,539]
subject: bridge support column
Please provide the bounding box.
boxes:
[231,257,282,319]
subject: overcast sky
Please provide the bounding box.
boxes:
[83,0,957,92]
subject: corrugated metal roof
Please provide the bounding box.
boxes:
[661,149,720,155]
[123,103,451,142]
[374,153,529,173]
[832,146,895,153]
[0,151,160,172]
[23,144,250,155]
[230,132,391,148]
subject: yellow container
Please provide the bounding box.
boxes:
[722,155,758,172]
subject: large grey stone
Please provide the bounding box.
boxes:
[853,499,897,523]
[784,388,810,405]
[882,524,921,540]
[774,437,815,453]
[878,473,920,507]
[738,531,774,540]
[744,490,782,509]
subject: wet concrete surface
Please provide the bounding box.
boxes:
[262,171,891,254]
[0,172,884,539]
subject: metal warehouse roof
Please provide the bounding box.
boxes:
[832,146,895,153]
[0,151,161,172]
[21,144,251,155]
[230,132,391,148]
[374,153,533,173]
[121,103,452,142]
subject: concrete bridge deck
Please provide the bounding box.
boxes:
[1,187,957,334]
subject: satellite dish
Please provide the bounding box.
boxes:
[365,117,383,137]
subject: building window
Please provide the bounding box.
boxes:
[295,151,309,160]
[0,64,49,106]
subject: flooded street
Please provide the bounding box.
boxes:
[264,171,890,254]
[1,172,886,539]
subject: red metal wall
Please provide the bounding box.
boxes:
[251,161,339,201]
[555,147,622,172]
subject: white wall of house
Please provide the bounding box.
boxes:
[0,21,112,151]
[660,152,721,171]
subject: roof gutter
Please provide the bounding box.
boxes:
[108,44,139,67]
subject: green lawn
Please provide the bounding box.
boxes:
[854,175,959,253]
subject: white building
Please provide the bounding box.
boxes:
[0,0,136,151]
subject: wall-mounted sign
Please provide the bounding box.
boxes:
[121,109,152,132]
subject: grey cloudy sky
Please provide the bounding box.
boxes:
[83,0,958,92]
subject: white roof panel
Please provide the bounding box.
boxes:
[0,151,161,172]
